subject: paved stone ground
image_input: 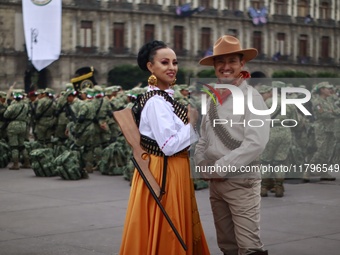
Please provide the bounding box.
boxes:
[0,168,339,255]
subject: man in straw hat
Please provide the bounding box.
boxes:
[194,35,270,255]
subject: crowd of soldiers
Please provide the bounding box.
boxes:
[0,84,134,179]
[0,80,339,192]
[0,82,208,188]
[257,81,340,197]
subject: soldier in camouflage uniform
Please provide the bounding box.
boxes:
[3,90,30,170]
[104,86,119,140]
[55,84,76,145]
[308,82,339,181]
[92,85,112,168]
[72,88,96,175]
[27,91,39,140]
[259,82,297,197]
[65,89,82,144]
[0,91,8,140]
[54,90,70,146]
[34,88,57,147]
[327,85,340,165]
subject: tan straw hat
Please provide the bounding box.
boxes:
[199,35,258,66]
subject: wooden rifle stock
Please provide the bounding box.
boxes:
[113,108,161,197]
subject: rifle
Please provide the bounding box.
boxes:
[65,103,77,123]
[113,108,187,251]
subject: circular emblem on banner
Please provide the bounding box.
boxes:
[31,0,52,6]
[80,79,94,90]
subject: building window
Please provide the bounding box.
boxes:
[227,29,238,37]
[225,0,239,10]
[113,22,125,54]
[174,26,184,55]
[319,1,331,19]
[276,33,285,55]
[200,0,210,9]
[144,24,155,44]
[200,27,211,53]
[251,0,264,10]
[320,36,330,59]
[298,34,308,58]
[275,0,287,15]
[253,31,262,55]
[297,0,309,17]
[80,21,93,48]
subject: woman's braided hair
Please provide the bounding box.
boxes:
[137,40,167,72]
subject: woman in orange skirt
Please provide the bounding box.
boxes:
[119,40,210,255]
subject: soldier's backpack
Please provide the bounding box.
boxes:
[30,148,57,177]
[54,150,83,180]
[24,141,42,156]
[52,138,72,158]
[0,139,11,168]
[99,137,129,176]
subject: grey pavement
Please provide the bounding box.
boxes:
[0,167,340,255]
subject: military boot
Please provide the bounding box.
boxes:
[9,158,20,170]
[81,170,89,179]
[84,163,93,174]
[274,178,285,197]
[260,178,273,197]
[21,157,31,169]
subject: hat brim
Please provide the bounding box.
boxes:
[199,48,258,66]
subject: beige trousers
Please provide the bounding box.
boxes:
[209,178,265,255]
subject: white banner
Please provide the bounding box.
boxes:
[23,0,62,71]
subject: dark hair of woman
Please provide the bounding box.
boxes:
[137,40,167,72]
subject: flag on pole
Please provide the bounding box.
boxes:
[22,0,62,71]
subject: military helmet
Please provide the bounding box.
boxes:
[12,89,24,99]
[0,91,7,98]
[257,85,272,94]
[271,81,285,88]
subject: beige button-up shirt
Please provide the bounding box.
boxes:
[194,81,270,177]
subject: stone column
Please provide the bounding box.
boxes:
[96,15,100,50]
[104,17,109,52]
[72,16,77,50]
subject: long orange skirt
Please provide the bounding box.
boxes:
[119,152,210,255]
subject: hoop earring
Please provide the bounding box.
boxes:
[148,74,157,87]
[171,78,177,87]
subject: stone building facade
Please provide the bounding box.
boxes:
[0,0,339,91]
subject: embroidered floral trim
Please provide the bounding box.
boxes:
[161,135,175,150]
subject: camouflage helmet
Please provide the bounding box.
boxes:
[86,88,95,99]
[64,88,77,97]
[257,85,272,94]
[179,84,189,91]
[65,83,74,92]
[271,81,285,88]
[314,81,333,93]
[93,85,104,98]
[44,88,55,97]
[0,91,6,98]
[36,89,45,95]
[12,89,24,99]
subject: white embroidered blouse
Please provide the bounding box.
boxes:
[139,86,198,156]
